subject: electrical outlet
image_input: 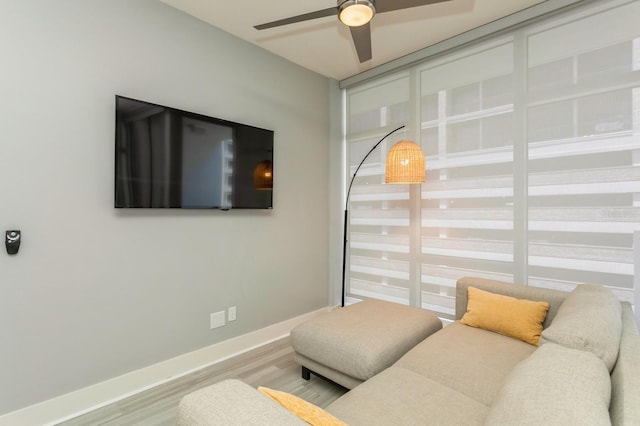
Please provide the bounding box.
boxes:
[228,306,237,322]
[210,311,225,329]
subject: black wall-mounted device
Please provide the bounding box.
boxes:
[5,230,21,255]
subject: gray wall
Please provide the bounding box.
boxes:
[0,0,331,414]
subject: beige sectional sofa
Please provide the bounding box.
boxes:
[177,277,640,425]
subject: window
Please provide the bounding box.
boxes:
[344,0,640,320]
[525,2,640,303]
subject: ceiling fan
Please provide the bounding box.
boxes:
[254,0,451,63]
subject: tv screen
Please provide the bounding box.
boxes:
[115,96,273,209]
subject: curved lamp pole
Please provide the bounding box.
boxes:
[341,125,425,307]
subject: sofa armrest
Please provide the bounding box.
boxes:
[610,302,640,425]
[455,277,568,328]
[177,379,306,426]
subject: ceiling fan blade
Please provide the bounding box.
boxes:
[375,0,452,14]
[254,7,337,30]
[350,23,372,63]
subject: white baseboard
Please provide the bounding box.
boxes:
[0,307,329,426]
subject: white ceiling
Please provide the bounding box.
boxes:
[159,0,548,81]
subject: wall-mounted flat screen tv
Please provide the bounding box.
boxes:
[115,96,273,209]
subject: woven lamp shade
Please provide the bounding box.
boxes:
[385,140,426,184]
[253,160,273,190]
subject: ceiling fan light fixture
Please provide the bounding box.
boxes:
[339,0,375,27]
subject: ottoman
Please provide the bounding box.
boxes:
[290,299,442,389]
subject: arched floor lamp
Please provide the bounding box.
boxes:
[342,125,426,307]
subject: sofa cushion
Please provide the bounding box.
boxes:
[290,299,442,382]
[327,366,489,426]
[460,286,549,345]
[541,284,621,371]
[394,321,536,406]
[484,343,611,426]
[258,386,347,426]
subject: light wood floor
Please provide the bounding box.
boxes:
[57,337,347,426]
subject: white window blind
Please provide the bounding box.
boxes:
[525,1,640,304]
[344,0,640,320]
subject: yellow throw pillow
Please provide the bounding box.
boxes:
[460,286,550,346]
[258,386,348,426]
